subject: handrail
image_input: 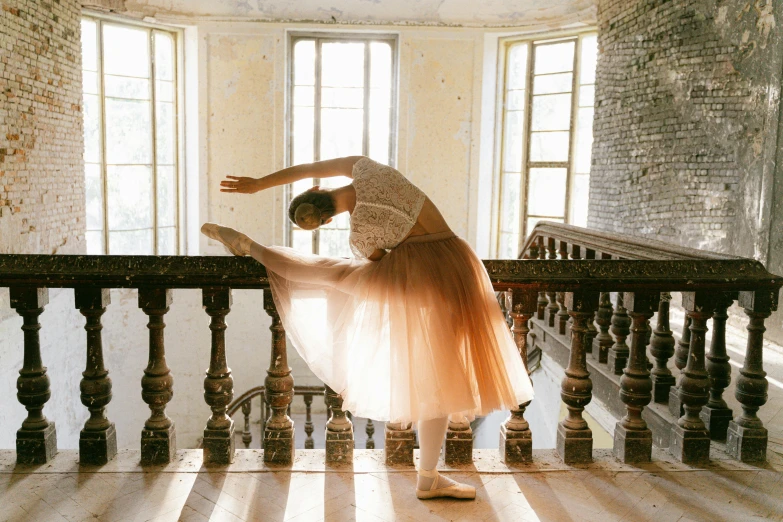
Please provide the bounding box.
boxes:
[519,221,743,260]
[0,255,779,293]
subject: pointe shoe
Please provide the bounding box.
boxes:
[415,469,476,500]
[200,222,248,256]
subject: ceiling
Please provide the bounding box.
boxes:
[125,0,597,27]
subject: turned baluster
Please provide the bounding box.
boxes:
[614,292,656,463]
[650,292,676,403]
[545,238,559,327]
[138,288,176,465]
[366,419,376,449]
[241,401,253,449]
[556,292,569,335]
[669,313,692,418]
[75,288,117,466]
[557,290,598,464]
[202,287,235,464]
[727,290,776,462]
[608,292,631,374]
[304,394,315,449]
[500,289,537,463]
[700,293,735,441]
[385,421,415,465]
[536,237,548,320]
[325,385,354,463]
[670,292,712,464]
[593,292,614,363]
[445,413,473,465]
[263,290,295,463]
[11,287,57,465]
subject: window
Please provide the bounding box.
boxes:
[288,34,397,257]
[496,33,598,258]
[81,17,180,255]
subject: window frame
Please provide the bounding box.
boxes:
[493,28,598,259]
[285,31,400,254]
[81,12,185,255]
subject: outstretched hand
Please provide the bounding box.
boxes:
[220,175,264,194]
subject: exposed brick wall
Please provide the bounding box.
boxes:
[0,0,85,254]
[588,0,782,256]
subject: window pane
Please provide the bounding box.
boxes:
[85,163,103,231]
[292,228,313,254]
[294,40,315,86]
[531,93,572,131]
[103,24,149,78]
[502,110,524,172]
[369,87,391,164]
[83,71,99,95]
[575,107,594,174]
[105,75,149,100]
[578,84,595,107]
[506,89,525,111]
[498,232,518,259]
[321,87,364,109]
[154,32,174,82]
[321,42,364,88]
[570,174,589,227]
[293,86,314,107]
[506,44,528,90]
[83,93,101,164]
[534,41,575,75]
[157,165,176,227]
[319,229,351,258]
[105,98,152,164]
[580,35,598,85]
[320,108,363,159]
[107,165,152,231]
[156,101,175,165]
[86,230,104,255]
[155,80,174,103]
[500,172,521,234]
[370,42,391,89]
[533,72,572,95]
[157,226,176,255]
[527,168,567,217]
[292,179,312,199]
[529,131,569,162]
[81,19,98,72]
[292,106,314,164]
[109,229,153,255]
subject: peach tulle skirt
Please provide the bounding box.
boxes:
[250,231,534,424]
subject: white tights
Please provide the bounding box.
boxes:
[417,416,459,490]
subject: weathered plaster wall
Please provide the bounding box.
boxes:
[124,0,597,28]
[588,0,783,343]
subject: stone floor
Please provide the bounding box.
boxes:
[1,447,781,522]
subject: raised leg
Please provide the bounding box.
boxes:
[325,385,354,464]
[202,287,235,464]
[557,291,598,464]
[670,292,712,464]
[700,293,735,441]
[263,290,295,464]
[139,288,176,465]
[614,292,656,463]
[726,291,775,462]
[75,288,117,466]
[650,293,676,403]
[608,292,631,374]
[500,289,536,463]
[11,288,57,465]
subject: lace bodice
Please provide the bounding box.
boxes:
[349,157,426,259]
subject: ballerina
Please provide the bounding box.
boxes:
[202,155,533,500]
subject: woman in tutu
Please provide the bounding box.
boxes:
[202,155,533,500]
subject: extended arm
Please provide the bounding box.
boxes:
[220,156,363,194]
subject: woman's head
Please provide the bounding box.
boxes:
[288,187,336,230]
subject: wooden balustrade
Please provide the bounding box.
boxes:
[0,224,780,468]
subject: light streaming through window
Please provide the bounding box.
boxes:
[497,33,598,259]
[289,36,396,257]
[81,18,179,255]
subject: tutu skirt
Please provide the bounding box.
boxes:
[250,231,534,424]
